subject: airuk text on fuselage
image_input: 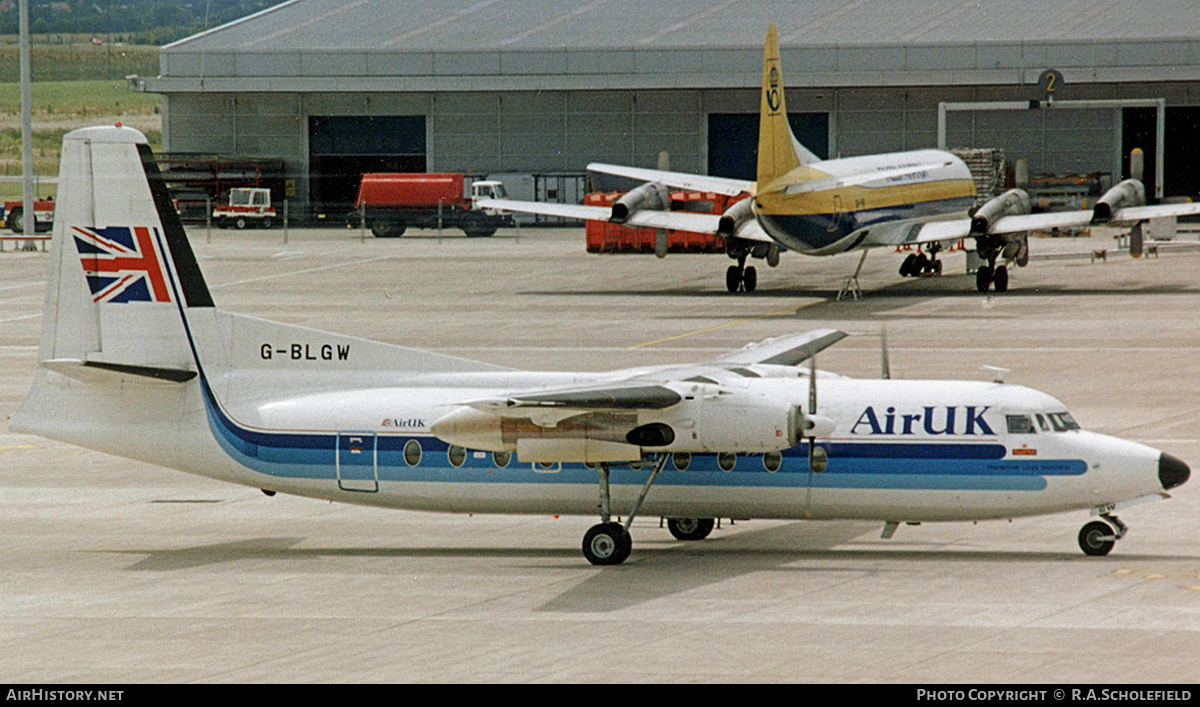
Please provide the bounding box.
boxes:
[850,405,995,437]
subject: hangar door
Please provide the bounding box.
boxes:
[1123,107,1200,200]
[309,116,426,215]
[708,113,829,180]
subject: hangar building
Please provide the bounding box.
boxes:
[134,0,1200,219]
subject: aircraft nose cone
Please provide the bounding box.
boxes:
[1159,453,1190,490]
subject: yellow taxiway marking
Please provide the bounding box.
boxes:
[629,303,821,349]
[0,444,39,452]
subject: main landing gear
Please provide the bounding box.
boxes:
[582,456,717,565]
[1078,513,1128,556]
[974,236,1028,293]
[726,258,757,293]
[583,458,670,565]
[724,241,779,293]
[898,243,944,279]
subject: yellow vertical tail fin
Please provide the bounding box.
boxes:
[757,25,815,188]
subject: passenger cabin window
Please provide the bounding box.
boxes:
[1006,415,1036,434]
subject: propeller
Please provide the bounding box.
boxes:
[806,355,829,473]
[880,323,891,380]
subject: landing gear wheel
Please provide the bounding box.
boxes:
[742,266,757,293]
[913,252,929,275]
[726,265,742,293]
[667,517,715,541]
[1078,520,1116,556]
[899,253,917,277]
[976,265,993,293]
[932,258,943,276]
[583,522,632,565]
[993,265,1009,293]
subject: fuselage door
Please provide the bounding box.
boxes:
[337,432,378,492]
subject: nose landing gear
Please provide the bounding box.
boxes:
[1078,513,1128,556]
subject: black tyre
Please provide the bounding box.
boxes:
[725,265,742,293]
[234,217,248,230]
[582,522,632,565]
[742,266,757,292]
[370,219,406,238]
[993,265,1009,293]
[976,265,993,293]
[461,212,497,237]
[899,253,918,277]
[261,218,274,229]
[6,207,22,234]
[1078,521,1116,556]
[667,518,715,541]
[913,252,929,274]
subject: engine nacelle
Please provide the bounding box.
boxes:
[1093,179,1146,224]
[611,182,669,224]
[970,189,1030,235]
[647,392,803,454]
[717,197,755,238]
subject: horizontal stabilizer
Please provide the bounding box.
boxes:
[588,163,753,197]
[42,358,197,385]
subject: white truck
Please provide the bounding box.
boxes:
[213,188,276,229]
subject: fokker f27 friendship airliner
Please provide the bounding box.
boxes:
[11,125,1190,565]
[483,25,1200,296]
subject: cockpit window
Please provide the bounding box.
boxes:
[1035,414,1050,431]
[1047,412,1080,431]
[1006,415,1035,434]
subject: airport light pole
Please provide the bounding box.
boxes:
[19,0,36,247]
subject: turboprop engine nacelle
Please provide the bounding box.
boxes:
[970,188,1031,235]
[611,182,670,224]
[431,389,819,462]
[717,197,755,238]
[649,392,806,454]
[1093,179,1146,224]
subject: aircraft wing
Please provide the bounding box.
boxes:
[477,198,776,243]
[467,384,683,412]
[587,163,753,197]
[875,201,1200,248]
[466,329,848,415]
[709,328,848,366]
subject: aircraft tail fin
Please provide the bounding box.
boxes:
[32,125,207,375]
[757,25,818,189]
[20,125,507,402]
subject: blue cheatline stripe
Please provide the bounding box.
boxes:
[151,221,1086,493]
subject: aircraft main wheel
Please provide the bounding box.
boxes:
[899,253,917,277]
[932,259,943,276]
[1078,520,1116,556]
[742,266,757,293]
[726,265,742,293]
[583,522,632,565]
[667,517,715,541]
[976,265,993,293]
[993,265,1009,293]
